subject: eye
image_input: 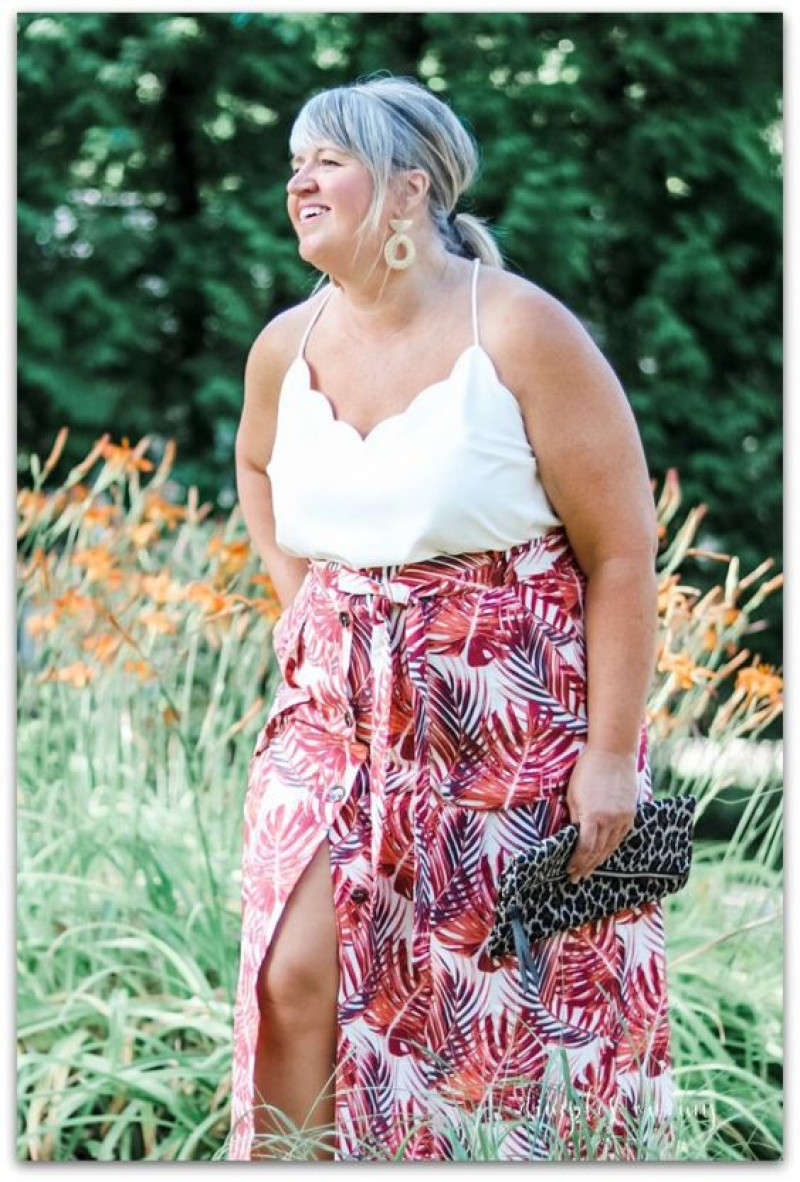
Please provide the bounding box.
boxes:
[288,158,340,176]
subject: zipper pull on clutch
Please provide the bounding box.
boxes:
[507,904,540,995]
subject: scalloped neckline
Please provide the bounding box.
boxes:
[289,342,520,446]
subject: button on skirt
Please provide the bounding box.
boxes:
[227,526,676,1161]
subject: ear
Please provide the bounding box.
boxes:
[392,168,431,217]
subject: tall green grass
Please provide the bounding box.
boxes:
[17,432,782,1160]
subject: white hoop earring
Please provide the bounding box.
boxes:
[384,219,416,270]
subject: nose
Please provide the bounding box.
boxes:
[287,165,317,196]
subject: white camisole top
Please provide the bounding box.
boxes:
[266,256,562,568]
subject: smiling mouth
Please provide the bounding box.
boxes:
[299,207,330,224]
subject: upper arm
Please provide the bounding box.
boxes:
[235,308,299,472]
[498,286,659,576]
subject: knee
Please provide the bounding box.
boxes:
[256,948,338,1021]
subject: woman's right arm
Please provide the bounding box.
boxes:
[235,314,310,610]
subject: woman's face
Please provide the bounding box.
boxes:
[286,142,376,270]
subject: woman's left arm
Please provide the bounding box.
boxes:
[500,284,660,884]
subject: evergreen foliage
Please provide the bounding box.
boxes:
[17,11,782,661]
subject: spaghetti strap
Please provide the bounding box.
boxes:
[471,256,481,347]
[301,264,479,360]
[298,284,335,361]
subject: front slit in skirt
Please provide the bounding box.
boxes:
[227,526,676,1161]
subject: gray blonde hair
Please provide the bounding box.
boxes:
[288,74,505,291]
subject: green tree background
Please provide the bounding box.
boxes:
[17,10,782,665]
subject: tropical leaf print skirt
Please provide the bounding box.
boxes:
[228,526,675,1161]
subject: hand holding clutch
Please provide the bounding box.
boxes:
[487,795,697,994]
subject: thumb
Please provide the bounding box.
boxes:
[568,817,598,878]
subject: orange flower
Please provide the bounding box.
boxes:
[657,575,697,622]
[26,610,59,637]
[18,546,55,590]
[735,661,783,706]
[139,609,179,636]
[657,649,716,691]
[143,493,186,529]
[130,521,160,548]
[207,537,251,579]
[123,658,157,682]
[82,633,123,662]
[38,661,97,688]
[657,574,680,615]
[71,545,125,589]
[54,589,95,617]
[65,483,91,504]
[185,583,231,615]
[16,488,48,517]
[702,625,718,652]
[244,597,283,621]
[83,502,117,528]
[140,571,185,605]
[722,605,742,628]
[98,435,154,475]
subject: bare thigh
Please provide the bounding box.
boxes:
[256,836,339,1014]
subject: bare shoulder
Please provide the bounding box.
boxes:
[482,267,658,570]
[245,289,326,382]
[482,267,632,445]
[482,268,612,389]
[236,290,327,470]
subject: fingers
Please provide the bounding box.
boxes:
[566,819,633,884]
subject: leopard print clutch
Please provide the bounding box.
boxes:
[487,795,697,994]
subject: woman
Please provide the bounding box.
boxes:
[228,75,674,1162]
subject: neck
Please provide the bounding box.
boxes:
[325,245,458,341]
